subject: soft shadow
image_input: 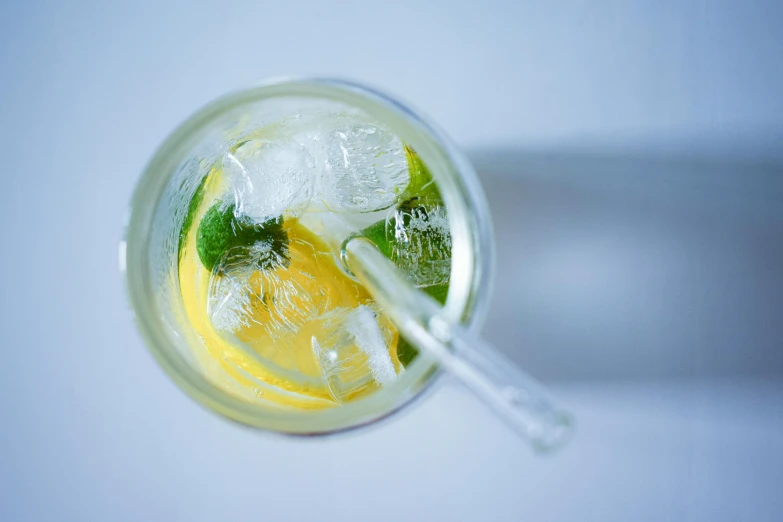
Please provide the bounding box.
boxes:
[467,148,783,382]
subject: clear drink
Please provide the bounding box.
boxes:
[124,80,493,434]
[177,110,451,407]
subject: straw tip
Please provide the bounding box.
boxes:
[530,410,575,454]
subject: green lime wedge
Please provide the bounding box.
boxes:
[358,147,451,367]
[178,174,209,256]
[402,145,442,202]
[196,203,289,272]
[395,284,449,367]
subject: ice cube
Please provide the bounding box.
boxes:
[207,238,329,336]
[207,234,365,391]
[345,305,398,385]
[312,121,410,214]
[311,305,399,402]
[223,137,314,222]
[207,241,291,333]
[388,203,451,287]
[208,266,254,333]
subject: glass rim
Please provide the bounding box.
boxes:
[123,77,496,436]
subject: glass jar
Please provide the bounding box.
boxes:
[122,78,495,435]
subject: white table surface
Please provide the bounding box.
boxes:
[3,370,782,521]
[1,1,782,521]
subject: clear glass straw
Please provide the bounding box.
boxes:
[344,237,574,452]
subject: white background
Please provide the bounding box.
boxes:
[1,1,782,521]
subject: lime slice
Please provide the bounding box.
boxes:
[178,174,209,256]
[196,203,289,271]
[357,147,451,367]
[401,145,442,202]
[395,284,448,367]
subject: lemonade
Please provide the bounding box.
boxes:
[175,111,450,409]
[127,80,574,448]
